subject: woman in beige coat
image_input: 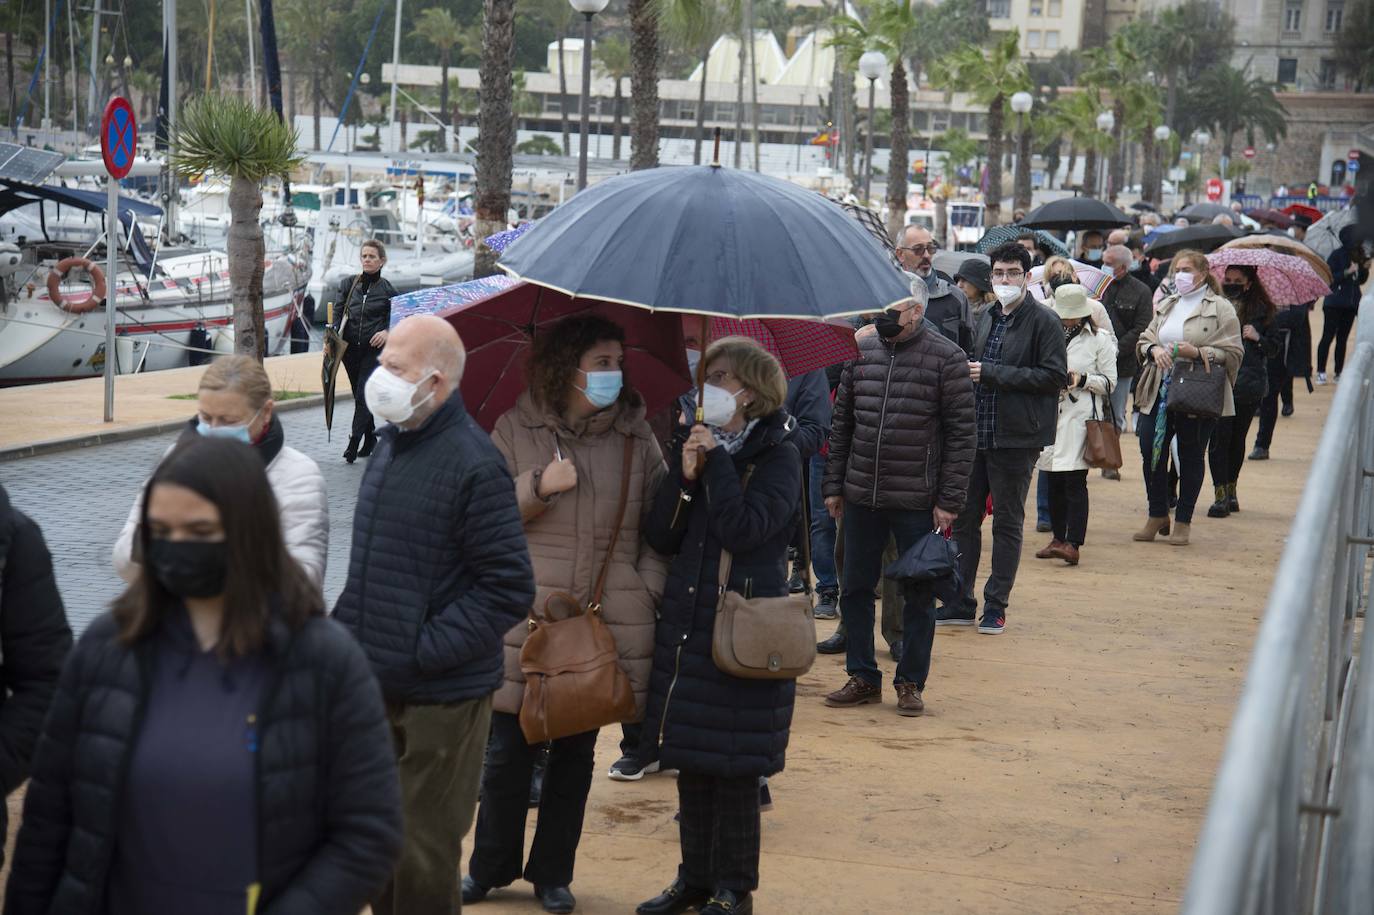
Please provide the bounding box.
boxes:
[464,314,667,914]
[1132,249,1243,546]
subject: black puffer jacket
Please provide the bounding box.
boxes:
[0,485,72,869]
[332,272,398,345]
[972,293,1069,450]
[824,321,976,514]
[5,611,402,915]
[333,391,534,704]
[639,413,800,779]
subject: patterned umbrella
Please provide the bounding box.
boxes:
[703,316,857,377]
[1028,258,1113,301]
[1221,234,1333,284]
[484,222,536,255]
[974,224,1070,257]
[1206,247,1332,307]
[389,274,518,328]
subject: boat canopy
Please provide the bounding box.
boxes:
[0,178,160,275]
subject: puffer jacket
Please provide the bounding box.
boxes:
[824,320,976,514]
[331,272,397,345]
[638,412,800,779]
[489,391,668,717]
[333,391,535,704]
[5,610,402,915]
[113,415,329,588]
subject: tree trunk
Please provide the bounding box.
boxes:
[985,94,1004,225]
[1082,146,1098,195]
[1141,126,1157,205]
[228,175,267,359]
[557,34,570,156]
[693,46,709,164]
[1107,98,1124,201]
[474,0,516,278]
[438,53,451,152]
[885,59,909,242]
[841,72,856,182]
[628,0,659,170]
[612,77,623,160]
[1014,116,1032,212]
[733,31,744,168]
[311,66,321,149]
[1165,65,1178,133]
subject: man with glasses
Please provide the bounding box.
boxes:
[895,225,974,355]
[945,243,1067,635]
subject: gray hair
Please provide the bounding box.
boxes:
[1104,244,1132,268]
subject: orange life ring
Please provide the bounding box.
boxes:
[47,257,107,314]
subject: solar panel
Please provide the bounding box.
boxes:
[0,142,66,184]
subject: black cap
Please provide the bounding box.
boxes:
[954,258,993,294]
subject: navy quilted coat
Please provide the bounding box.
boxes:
[639,413,801,779]
[333,391,535,704]
[4,612,402,915]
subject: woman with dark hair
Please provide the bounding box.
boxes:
[1207,265,1280,517]
[635,337,800,915]
[462,314,667,914]
[7,437,402,915]
[332,238,400,463]
[1316,225,1370,384]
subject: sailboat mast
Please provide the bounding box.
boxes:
[86,0,101,134]
[164,0,179,241]
[66,0,78,134]
[388,0,402,152]
[43,0,51,130]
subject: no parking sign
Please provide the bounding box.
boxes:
[98,96,136,423]
[100,97,137,180]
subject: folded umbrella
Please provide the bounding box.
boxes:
[1221,234,1333,284]
[1018,197,1133,231]
[320,325,349,441]
[1206,247,1332,307]
[975,224,1069,257]
[1144,223,1240,259]
[883,529,964,608]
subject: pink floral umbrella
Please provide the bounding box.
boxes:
[1206,247,1332,307]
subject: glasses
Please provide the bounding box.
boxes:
[898,244,939,256]
[991,270,1025,281]
[705,370,737,387]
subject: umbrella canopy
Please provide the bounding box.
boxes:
[1018,197,1133,231]
[1131,201,1158,212]
[1177,202,1235,223]
[1029,259,1113,302]
[484,222,535,255]
[1305,207,1357,259]
[974,224,1070,257]
[1206,247,1332,307]
[1144,223,1240,259]
[839,201,903,271]
[498,165,911,319]
[934,250,988,279]
[390,274,518,328]
[1221,234,1333,284]
[703,316,857,377]
[1282,203,1324,223]
[320,327,349,440]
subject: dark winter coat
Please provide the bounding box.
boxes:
[783,369,833,460]
[333,391,535,705]
[1272,304,1314,380]
[1232,309,1282,404]
[5,610,402,915]
[824,321,976,514]
[971,293,1069,450]
[1101,272,1154,378]
[639,412,801,779]
[922,272,975,355]
[1324,248,1369,311]
[332,272,398,346]
[0,485,72,870]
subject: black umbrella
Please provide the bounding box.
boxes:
[1018,197,1133,231]
[1131,201,1158,212]
[321,326,349,441]
[1144,223,1241,259]
[1177,202,1234,223]
[884,529,963,607]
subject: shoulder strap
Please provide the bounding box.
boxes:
[715,464,812,599]
[588,434,635,611]
[716,465,756,598]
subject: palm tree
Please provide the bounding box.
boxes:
[930,31,1030,226]
[628,0,659,170]
[1195,64,1287,164]
[595,36,632,161]
[1083,31,1159,202]
[474,0,516,278]
[415,7,463,152]
[662,0,732,164]
[1336,0,1374,90]
[170,95,304,359]
[1044,89,1112,193]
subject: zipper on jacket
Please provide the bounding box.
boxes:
[872,347,897,505]
[657,641,686,749]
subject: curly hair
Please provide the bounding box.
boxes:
[527,314,627,414]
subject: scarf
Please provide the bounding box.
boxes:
[1063,322,1085,345]
[1151,371,1172,472]
[710,419,759,455]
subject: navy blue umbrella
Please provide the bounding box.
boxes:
[497,165,912,319]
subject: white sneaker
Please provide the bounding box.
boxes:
[1317,372,1329,385]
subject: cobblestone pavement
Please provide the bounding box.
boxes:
[2,401,365,633]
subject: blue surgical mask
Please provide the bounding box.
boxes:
[578,370,623,409]
[1083,248,1104,263]
[1129,258,1141,271]
[196,406,262,444]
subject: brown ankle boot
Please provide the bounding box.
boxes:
[1168,521,1191,545]
[1133,517,1170,542]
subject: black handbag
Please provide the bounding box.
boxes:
[1167,350,1227,419]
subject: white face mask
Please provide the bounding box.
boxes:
[365,366,436,425]
[701,383,744,427]
[1173,271,1197,295]
[993,284,1023,306]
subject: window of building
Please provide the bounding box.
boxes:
[1277,57,1298,83]
[715,103,735,122]
[1026,29,1043,48]
[1030,0,1043,15]
[1319,58,1338,87]
[679,102,697,121]
[1048,0,1062,14]
[1326,1,1344,30]
[1284,1,1303,31]
[987,0,1011,18]
[1046,29,1060,48]
[544,96,562,115]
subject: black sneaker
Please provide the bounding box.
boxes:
[816,630,846,654]
[978,612,1006,635]
[935,606,976,627]
[787,561,805,594]
[1249,446,1270,461]
[813,587,839,620]
[1281,403,1294,417]
[607,756,661,782]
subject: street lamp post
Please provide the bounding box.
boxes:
[858,50,885,205]
[570,0,609,192]
[1153,124,1171,210]
[1011,90,1033,213]
[1095,109,1115,199]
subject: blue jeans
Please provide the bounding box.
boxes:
[1110,374,1134,433]
[838,501,936,689]
[1036,470,1050,526]
[808,454,838,589]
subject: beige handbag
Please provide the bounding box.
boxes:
[711,468,817,680]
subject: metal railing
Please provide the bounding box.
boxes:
[1183,291,1374,915]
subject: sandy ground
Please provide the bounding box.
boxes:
[0,380,1330,914]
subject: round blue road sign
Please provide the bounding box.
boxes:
[100,97,137,180]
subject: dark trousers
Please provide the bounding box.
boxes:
[677,771,761,894]
[1255,358,1288,449]
[831,518,903,650]
[837,501,936,689]
[1046,470,1089,546]
[1317,309,1357,375]
[1208,402,1259,488]
[808,454,838,590]
[1137,408,1215,524]
[469,711,598,889]
[342,343,381,439]
[953,447,1040,616]
[621,721,643,758]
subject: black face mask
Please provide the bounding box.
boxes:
[875,310,904,339]
[1222,282,1246,299]
[146,539,229,599]
[1049,275,1073,291]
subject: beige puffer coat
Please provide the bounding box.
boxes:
[489,390,669,719]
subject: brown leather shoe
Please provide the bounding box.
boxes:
[1035,539,1066,559]
[895,682,924,717]
[824,676,882,708]
[1049,542,1080,565]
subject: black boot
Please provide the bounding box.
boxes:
[358,431,378,458]
[1207,485,1230,518]
[343,434,361,464]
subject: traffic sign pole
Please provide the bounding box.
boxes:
[104,175,116,422]
[100,95,137,423]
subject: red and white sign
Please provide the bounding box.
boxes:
[1243,146,1256,160]
[1206,178,1224,202]
[1350,149,1362,160]
[100,96,137,180]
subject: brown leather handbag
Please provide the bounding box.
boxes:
[711,469,818,681]
[518,436,638,744]
[1083,392,1123,470]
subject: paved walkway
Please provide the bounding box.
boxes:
[0,379,1331,912]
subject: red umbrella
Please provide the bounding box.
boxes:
[1206,247,1332,307]
[1282,203,1323,223]
[704,316,857,377]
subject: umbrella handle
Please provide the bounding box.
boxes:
[695,314,709,423]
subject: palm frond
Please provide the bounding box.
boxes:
[169,95,305,182]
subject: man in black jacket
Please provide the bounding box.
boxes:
[896,225,974,354]
[945,243,1068,635]
[0,484,72,869]
[1102,244,1154,445]
[334,314,535,915]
